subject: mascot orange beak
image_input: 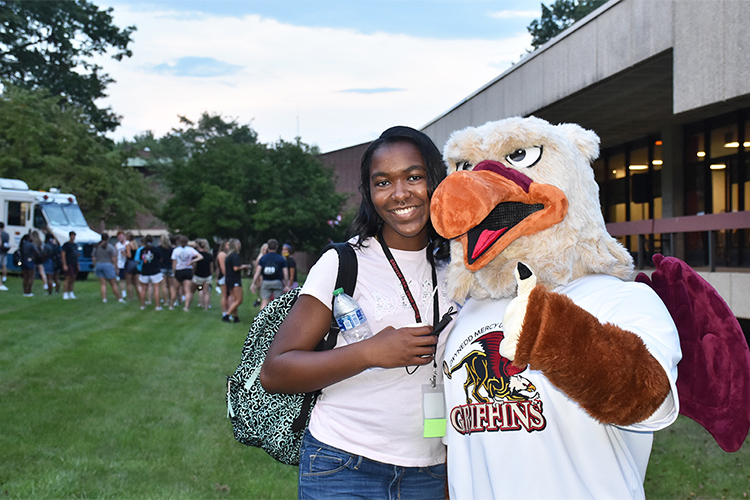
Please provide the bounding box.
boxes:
[431,160,568,271]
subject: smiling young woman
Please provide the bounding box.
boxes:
[369,141,431,251]
[261,126,455,500]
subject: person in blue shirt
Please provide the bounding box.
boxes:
[250,238,288,309]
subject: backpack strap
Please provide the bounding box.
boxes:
[292,242,357,433]
[315,241,357,352]
[326,242,357,299]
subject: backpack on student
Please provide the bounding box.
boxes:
[226,242,357,465]
[134,246,143,273]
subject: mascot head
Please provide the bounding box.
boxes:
[431,116,633,303]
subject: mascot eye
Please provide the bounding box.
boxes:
[456,160,473,171]
[505,146,543,169]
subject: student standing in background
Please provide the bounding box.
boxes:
[61,231,79,300]
[92,233,125,303]
[250,239,288,309]
[282,243,298,289]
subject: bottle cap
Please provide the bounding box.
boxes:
[333,288,344,296]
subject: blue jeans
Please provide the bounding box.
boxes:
[298,430,446,500]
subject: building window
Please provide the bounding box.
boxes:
[745,117,750,211]
[598,137,663,254]
[683,110,750,267]
[684,130,706,216]
[629,144,650,221]
[709,122,738,214]
[652,140,663,220]
[600,138,662,223]
[606,150,627,223]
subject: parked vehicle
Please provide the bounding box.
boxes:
[0,178,100,279]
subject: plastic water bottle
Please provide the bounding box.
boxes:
[332,288,372,344]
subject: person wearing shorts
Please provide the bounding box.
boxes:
[123,232,139,300]
[192,238,214,311]
[215,240,229,316]
[250,238,289,309]
[281,243,298,289]
[171,235,202,311]
[222,238,249,323]
[159,234,175,309]
[115,231,128,281]
[92,233,124,303]
[20,234,39,296]
[42,233,61,295]
[136,235,163,310]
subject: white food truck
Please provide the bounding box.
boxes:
[0,178,100,277]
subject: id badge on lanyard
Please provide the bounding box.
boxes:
[423,380,446,438]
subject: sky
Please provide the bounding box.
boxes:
[94,0,539,153]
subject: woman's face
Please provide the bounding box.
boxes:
[369,141,431,251]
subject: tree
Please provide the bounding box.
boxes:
[254,139,346,251]
[159,124,265,247]
[0,84,156,227]
[527,0,607,50]
[156,113,345,254]
[0,0,135,133]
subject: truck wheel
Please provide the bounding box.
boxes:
[76,271,89,281]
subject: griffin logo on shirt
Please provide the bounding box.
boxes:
[444,330,546,434]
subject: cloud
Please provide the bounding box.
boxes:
[340,88,403,94]
[96,3,532,152]
[151,56,242,77]
[490,10,538,20]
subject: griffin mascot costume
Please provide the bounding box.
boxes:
[431,116,750,500]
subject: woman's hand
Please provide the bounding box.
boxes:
[262,296,438,394]
[360,324,437,368]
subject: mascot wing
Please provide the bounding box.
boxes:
[636,254,750,452]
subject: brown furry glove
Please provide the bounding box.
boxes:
[510,264,671,426]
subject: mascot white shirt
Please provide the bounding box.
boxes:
[443,274,680,500]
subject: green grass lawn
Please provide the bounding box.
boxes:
[0,276,297,499]
[1,275,748,499]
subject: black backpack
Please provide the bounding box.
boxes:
[226,242,357,465]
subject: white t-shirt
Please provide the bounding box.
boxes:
[115,240,128,269]
[301,238,455,467]
[442,274,681,500]
[171,245,200,270]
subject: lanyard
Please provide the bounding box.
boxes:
[377,227,439,328]
[377,228,462,380]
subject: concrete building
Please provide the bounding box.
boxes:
[321,0,750,322]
